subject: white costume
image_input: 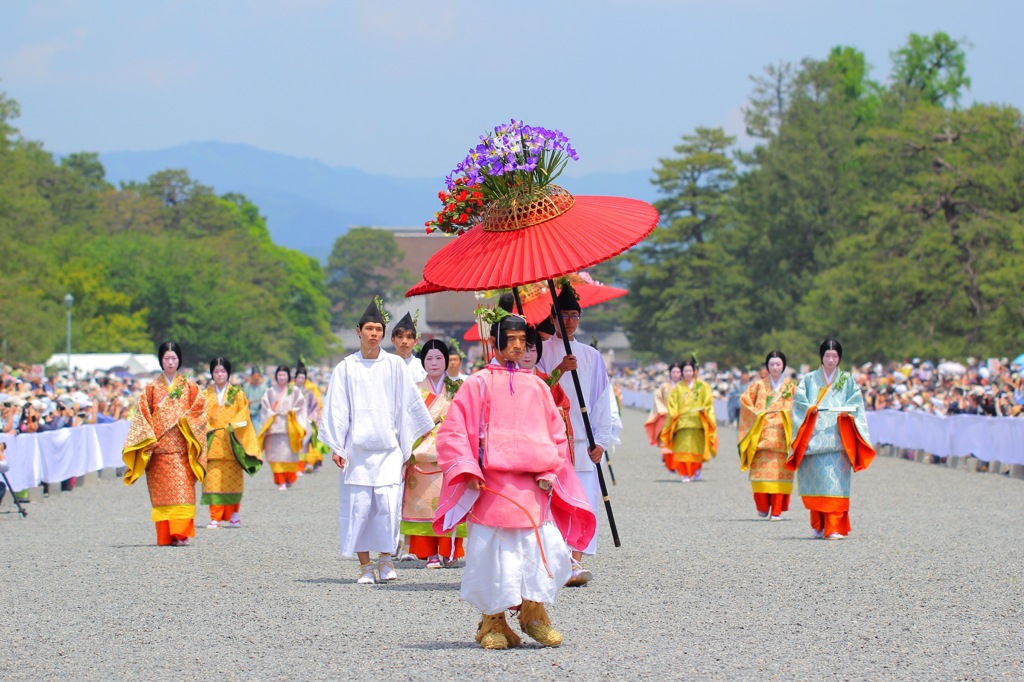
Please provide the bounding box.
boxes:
[537,336,612,555]
[319,349,434,557]
[402,355,428,383]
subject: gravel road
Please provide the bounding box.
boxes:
[2,407,1021,680]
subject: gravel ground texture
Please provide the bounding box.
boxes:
[2,407,1022,681]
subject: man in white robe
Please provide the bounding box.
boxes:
[536,284,613,586]
[390,312,427,383]
[319,299,434,585]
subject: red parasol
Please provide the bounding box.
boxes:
[421,194,657,291]
[405,279,446,297]
[460,277,628,341]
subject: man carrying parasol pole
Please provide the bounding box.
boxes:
[537,283,616,586]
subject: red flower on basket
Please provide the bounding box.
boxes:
[425,177,485,235]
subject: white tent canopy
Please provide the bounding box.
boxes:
[45,353,162,375]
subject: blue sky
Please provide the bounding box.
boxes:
[1,1,1020,179]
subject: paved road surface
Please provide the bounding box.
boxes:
[2,408,1021,680]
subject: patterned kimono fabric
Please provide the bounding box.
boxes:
[789,368,874,537]
[202,387,261,523]
[258,386,307,486]
[401,380,466,560]
[738,378,796,517]
[644,381,676,471]
[300,382,324,470]
[122,375,208,546]
[661,380,718,478]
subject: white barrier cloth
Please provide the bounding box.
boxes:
[0,421,130,491]
[866,410,1024,465]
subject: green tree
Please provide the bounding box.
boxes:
[324,227,411,328]
[890,32,971,108]
[623,127,747,361]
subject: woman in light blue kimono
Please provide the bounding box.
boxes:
[786,339,875,540]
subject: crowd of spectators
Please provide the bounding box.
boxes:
[1,367,141,435]
[611,356,1024,420]
[0,362,337,437]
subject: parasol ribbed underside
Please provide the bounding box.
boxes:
[422,196,658,292]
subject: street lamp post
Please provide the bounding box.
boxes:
[64,293,74,380]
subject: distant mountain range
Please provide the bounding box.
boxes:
[98,141,657,258]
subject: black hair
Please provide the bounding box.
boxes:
[294,362,307,378]
[490,315,528,352]
[819,338,843,362]
[681,356,698,371]
[669,363,683,374]
[209,357,232,377]
[525,325,543,362]
[274,365,291,381]
[158,341,183,367]
[418,338,450,371]
[765,350,787,371]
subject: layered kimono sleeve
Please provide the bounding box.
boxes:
[432,376,486,535]
[286,389,308,454]
[122,385,158,486]
[643,383,671,446]
[836,380,875,471]
[737,381,765,470]
[697,381,718,459]
[786,375,816,471]
[180,381,209,482]
[227,393,262,475]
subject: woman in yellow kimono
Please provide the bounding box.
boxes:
[401,340,466,567]
[294,364,324,473]
[122,341,208,546]
[738,351,796,520]
[660,358,717,482]
[202,357,261,528]
[644,363,681,472]
[258,366,308,491]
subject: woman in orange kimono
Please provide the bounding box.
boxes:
[660,357,717,482]
[401,339,466,567]
[202,357,261,528]
[738,351,796,520]
[122,341,208,546]
[258,366,308,491]
[645,363,681,472]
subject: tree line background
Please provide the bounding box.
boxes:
[2,32,1020,370]
[589,32,1024,369]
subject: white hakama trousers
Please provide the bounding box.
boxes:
[338,481,402,557]
[460,521,571,615]
[574,465,600,556]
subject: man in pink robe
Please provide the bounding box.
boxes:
[434,313,595,650]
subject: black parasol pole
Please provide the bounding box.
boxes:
[547,278,621,547]
[511,287,525,315]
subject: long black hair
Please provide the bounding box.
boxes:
[418,338,450,371]
[209,356,232,377]
[158,341,183,366]
[526,325,543,362]
[765,350,787,370]
[819,338,842,362]
[274,365,291,382]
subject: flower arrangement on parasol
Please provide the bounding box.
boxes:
[425,119,578,236]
